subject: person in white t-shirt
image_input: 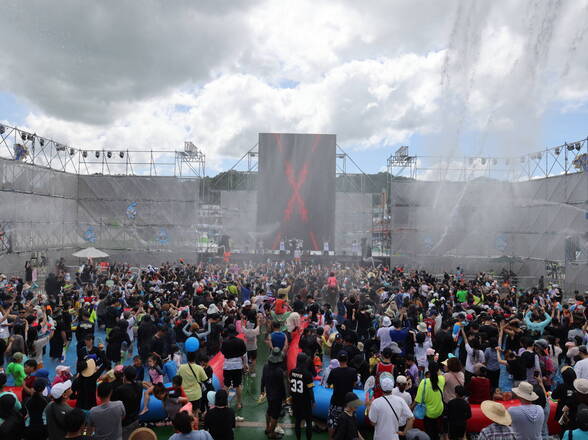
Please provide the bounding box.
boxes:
[391,375,412,406]
[369,377,414,440]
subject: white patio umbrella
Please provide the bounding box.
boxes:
[72,247,109,259]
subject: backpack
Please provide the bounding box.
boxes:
[521,351,536,369]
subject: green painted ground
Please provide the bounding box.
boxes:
[153,337,373,440]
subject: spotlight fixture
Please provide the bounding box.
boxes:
[95,151,100,158]
[39,138,44,147]
[0,125,4,135]
[554,147,560,155]
[21,132,27,141]
[27,133,34,141]
[69,148,75,156]
[119,151,124,158]
[55,144,66,152]
[575,142,582,151]
[567,143,575,151]
[107,151,112,159]
[82,151,88,158]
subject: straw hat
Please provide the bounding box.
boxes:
[81,358,97,377]
[511,381,538,401]
[481,400,512,426]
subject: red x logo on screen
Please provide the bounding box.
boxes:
[283,161,309,222]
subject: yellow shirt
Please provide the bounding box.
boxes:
[415,375,446,419]
[178,363,208,401]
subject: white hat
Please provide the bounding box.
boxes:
[207,304,220,315]
[380,377,394,392]
[575,378,588,395]
[382,317,391,327]
[50,380,72,399]
[243,300,251,306]
[512,381,539,401]
[396,375,408,384]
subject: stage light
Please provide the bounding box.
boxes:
[95,151,100,158]
[82,151,88,158]
[575,142,582,151]
[0,125,4,135]
[567,143,575,151]
[119,151,124,158]
[39,138,44,147]
[27,133,34,141]
[21,132,27,141]
[555,147,560,155]
[107,151,112,159]
[69,148,75,156]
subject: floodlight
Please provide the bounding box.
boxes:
[575,142,582,151]
[27,133,34,141]
[0,125,4,134]
[554,147,560,155]
[82,151,88,158]
[107,151,112,159]
[39,138,44,147]
[70,148,75,156]
[567,143,575,151]
[119,151,124,158]
[95,151,100,158]
[21,132,27,141]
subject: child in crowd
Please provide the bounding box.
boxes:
[22,359,39,400]
[133,355,145,383]
[446,385,472,440]
[6,352,26,386]
[140,355,165,415]
[164,355,178,382]
[52,365,72,386]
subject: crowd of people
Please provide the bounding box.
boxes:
[0,260,586,440]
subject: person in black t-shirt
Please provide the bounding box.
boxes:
[326,351,357,436]
[289,353,315,440]
[261,347,287,439]
[446,385,472,440]
[111,366,143,440]
[204,389,236,440]
[333,392,363,440]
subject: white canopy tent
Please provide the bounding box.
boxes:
[72,247,109,259]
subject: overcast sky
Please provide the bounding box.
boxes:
[1,0,587,173]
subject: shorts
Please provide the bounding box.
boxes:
[189,399,200,412]
[327,405,344,429]
[224,369,243,388]
[267,398,283,419]
[292,402,312,419]
[247,350,257,362]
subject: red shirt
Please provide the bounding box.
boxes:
[373,361,394,398]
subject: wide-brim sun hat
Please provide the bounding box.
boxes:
[481,400,512,426]
[574,378,588,395]
[512,381,538,401]
[81,358,97,377]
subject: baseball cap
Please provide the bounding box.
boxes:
[50,380,72,399]
[396,375,408,384]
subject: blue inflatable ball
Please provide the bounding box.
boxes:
[185,337,200,353]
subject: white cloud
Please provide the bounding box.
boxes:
[3,0,588,168]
